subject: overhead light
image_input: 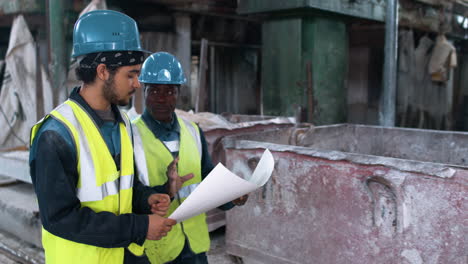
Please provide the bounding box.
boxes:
[455,15,468,29]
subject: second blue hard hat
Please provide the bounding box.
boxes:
[139,52,187,85]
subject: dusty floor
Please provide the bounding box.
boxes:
[207,227,241,264]
[0,227,239,264]
[0,229,44,264]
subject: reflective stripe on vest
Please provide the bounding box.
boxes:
[132,118,202,187]
[50,102,135,202]
[177,183,199,199]
[181,118,202,156]
[132,116,210,264]
[163,140,180,152]
[132,125,151,186]
[30,99,144,263]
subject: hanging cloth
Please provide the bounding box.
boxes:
[428,34,457,83]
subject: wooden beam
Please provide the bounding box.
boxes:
[399,0,468,37]
[413,0,453,7]
[399,1,442,33]
[0,14,45,29]
[0,0,43,14]
[192,40,260,49]
[238,0,386,21]
[175,13,192,109]
[196,38,208,112]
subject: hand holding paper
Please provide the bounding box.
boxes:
[169,149,275,222]
[232,194,248,206]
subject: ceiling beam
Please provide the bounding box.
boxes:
[0,0,43,15]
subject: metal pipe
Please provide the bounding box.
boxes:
[306,61,314,123]
[379,0,398,127]
[48,0,66,106]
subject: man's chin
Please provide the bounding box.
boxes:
[116,99,131,106]
[154,112,172,122]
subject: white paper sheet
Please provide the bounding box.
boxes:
[169,149,274,222]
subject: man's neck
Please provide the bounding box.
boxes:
[149,111,173,125]
[79,83,111,111]
[158,116,173,125]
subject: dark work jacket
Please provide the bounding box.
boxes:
[140,110,234,211]
[29,87,155,263]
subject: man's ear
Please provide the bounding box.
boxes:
[96,64,109,81]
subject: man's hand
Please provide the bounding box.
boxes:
[232,194,249,206]
[166,157,194,198]
[146,214,176,240]
[148,193,171,216]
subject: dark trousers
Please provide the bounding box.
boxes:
[166,240,208,264]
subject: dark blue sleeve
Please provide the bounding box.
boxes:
[132,176,159,213]
[199,128,235,211]
[150,183,169,195]
[199,129,215,179]
[101,121,157,214]
[29,118,148,248]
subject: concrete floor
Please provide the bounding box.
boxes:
[0,226,239,264]
[207,227,240,264]
[0,179,243,264]
[0,254,20,264]
[0,229,44,264]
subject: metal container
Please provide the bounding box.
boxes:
[202,114,295,231]
[223,124,467,263]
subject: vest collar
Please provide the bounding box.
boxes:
[141,109,180,138]
[69,87,125,127]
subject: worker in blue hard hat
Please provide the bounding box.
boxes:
[132,52,248,264]
[29,10,176,264]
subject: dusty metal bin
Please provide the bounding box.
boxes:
[191,113,295,231]
[203,114,295,165]
[222,124,467,264]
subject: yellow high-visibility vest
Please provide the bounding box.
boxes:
[30,99,144,264]
[132,116,210,264]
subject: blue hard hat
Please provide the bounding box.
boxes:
[72,10,148,57]
[139,52,187,84]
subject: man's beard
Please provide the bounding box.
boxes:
[103,74,129,106]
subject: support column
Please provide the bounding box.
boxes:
[379,0,398,127]
[262,15,347,125]
[48,0,67,106]
[174,13,192,109]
